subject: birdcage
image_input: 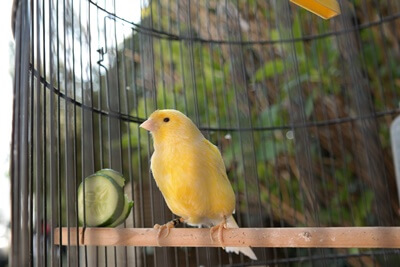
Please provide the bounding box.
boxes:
[10,0,400,266]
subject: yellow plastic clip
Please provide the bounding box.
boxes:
[290,0,341,19]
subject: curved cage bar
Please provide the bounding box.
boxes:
[11,0,400,266]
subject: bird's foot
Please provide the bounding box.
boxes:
[153,218,183,246]
[210,218,228,249]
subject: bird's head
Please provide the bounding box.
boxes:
[140,109,203,144]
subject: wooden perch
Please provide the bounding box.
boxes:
[54,227,400,248]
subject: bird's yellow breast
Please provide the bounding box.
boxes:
[151,138,235,225]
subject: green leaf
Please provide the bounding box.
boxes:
[253,60,285,82]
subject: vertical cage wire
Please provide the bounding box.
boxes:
[11,0,400,266]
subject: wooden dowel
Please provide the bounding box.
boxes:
[54,227,400,248]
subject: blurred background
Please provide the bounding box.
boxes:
[9,0,400,266]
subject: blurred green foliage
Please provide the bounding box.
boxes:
[43,0,400,264]
[108,0,400,232]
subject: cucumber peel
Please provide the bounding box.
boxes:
[108,194,134,227]
[96,168,125,187]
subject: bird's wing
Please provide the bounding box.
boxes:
[202,139,229,181]
[201,139,236,217]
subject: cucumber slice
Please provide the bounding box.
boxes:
[78,174,124,227]
[96,168,125,187]
[108,194,134,227]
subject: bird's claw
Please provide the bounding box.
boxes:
[210,222,227,249]
[154,222,174,239]
[153,223,172,246]
[153,218,183,246]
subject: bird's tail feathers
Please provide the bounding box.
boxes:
[224,215,257,260]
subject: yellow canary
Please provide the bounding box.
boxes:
[140,109,257,260]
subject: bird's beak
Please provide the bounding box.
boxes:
[139,119,155,132]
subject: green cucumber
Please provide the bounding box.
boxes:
[78,174,125,227]
[96,168,125,187]
[108,194,134,227]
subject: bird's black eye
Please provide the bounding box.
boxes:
[163,117,170,123]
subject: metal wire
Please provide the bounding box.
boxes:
[28,66,400,130]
